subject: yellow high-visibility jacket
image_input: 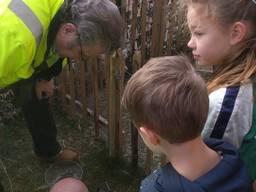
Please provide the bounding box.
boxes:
[0,0,64,87]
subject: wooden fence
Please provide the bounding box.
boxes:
[57,0,189,173]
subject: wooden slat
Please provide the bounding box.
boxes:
[132,50,142,71]
[158,0,168,56]
[108,55,116,157]
[166,1,174,55]
[92,58,100,137]
[65,94,108,126]
[108,51,124,158]
[130,0,138,53]
[68,63,76,118]
[130,59,141,172]
[140,0,147,65]
[59,69,67,111]
[150,0,159,57]
[78,60,87,122]
[120,0,127,48]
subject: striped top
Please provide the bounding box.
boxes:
[202,82,253,149]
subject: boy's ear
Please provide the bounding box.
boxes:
[230,21,248,45]
[139,126,160,145]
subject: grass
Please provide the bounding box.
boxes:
[0,104,145,192]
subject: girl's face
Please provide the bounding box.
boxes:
[187,5,232,67]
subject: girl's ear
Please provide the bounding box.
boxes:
[139,126,160,145]
[230,21,248,45]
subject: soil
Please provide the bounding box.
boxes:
[0,101,145,192]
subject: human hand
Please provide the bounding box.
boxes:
[35,79,54,100]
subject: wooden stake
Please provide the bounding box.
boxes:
[78,60,87,123]
[140,0,147,65]
[92,58,100,137]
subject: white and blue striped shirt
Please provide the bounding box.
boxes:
[202,82,253,148]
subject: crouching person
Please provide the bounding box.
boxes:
[122,56,252,192]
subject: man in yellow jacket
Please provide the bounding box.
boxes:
[0,0,122,177]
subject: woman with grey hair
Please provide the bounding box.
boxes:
[0,0,123,173]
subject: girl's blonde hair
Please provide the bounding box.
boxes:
[186,0,256,92]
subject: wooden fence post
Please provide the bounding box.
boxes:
[91,58,100,137]
[130,0,139,54]
[140,0,147,65]
[59,68,67,111]
[145,0,167,173]
[78,60,87,124]
[68,63,76,119]
[150,0,166,57]
[108,51,124,158]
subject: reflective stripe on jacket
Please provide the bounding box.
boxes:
[0,0,63,87]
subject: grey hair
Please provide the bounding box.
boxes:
[62,0,123,54]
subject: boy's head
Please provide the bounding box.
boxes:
[122,56,209,145]
[49,178,89,192]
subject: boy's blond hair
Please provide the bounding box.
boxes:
[122,56,209,143]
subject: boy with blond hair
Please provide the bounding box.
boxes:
[122,56,252,191]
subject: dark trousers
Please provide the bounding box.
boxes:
[0,181,4,192]
[21,89,61,157]
[12,60,63,157]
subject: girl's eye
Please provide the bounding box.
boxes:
[194,31,203,36]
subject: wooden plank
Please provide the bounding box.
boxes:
[65,94,108,126]
[78,60,87,122]
[108,55,116,157]
[68,62,76,118]
[118,49,125,97]
[130,0,138,53]
[140,0,147,65]
[130,51,141,165]
[107,51,124,158]
[150,0,159,57]
[92,58,100,137]
[120,0,127,48]
[132,50,142,72]
[144,0,161,172]
[150,0,165,57]
[158,0,168,56]
[105,55,110,109]
[115,50,125,157]
[59,68,67,111]
[113,53,121,158]
[166,1,174,55]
